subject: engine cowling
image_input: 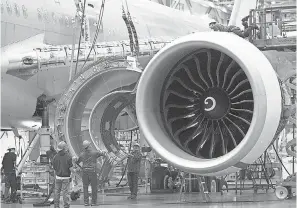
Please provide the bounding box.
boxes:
[136,32,283,176]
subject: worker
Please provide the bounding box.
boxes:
[209,21,258,38]
[1,146,17,204]
[241,15,250,29]
[74,140,108,206]
[46,144,58,164]
[52,141,75,208]
[127,143,142,200]
[209,21,228,32]
[45,143,58,203]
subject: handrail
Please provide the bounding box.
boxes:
[248,5,296,48]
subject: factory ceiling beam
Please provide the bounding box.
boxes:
[205,6,212,14]
[157,0,164,5]
[216,0,234,5]
[171,0,180,9]
[184,0,193,14]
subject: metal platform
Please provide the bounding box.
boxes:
[252,37,296,50]
[248,5,296,50]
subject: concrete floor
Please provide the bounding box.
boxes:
[1,193,296,208]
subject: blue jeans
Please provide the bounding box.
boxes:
[82,171,97,205]
[54,178,70,208]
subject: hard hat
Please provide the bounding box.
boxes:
[83,140,91,149]
[57,141,66,151]
[7,145,15,150]
[209,21,217,26]
[133,142,140,147]
[72,156,78,162]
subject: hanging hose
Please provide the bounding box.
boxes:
[116,132,134,187]
[123,0,139,56]
[272,144,290,175]
[122,6,135,54]
[127,12,139,56]
[124,0,139,57]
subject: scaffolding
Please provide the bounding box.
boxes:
[248,5,296,50]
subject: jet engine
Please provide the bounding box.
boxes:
[136,32,290,176]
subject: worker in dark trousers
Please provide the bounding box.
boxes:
[45,144,58,203]
[1,146,17,204]
[52,141,75,208]
[75,140,107,206]
[127,143,142,200]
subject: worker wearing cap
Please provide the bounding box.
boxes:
[1,146,17,203]
[75,140,107,206]
[52,141,74,208]
[127,143,142,200]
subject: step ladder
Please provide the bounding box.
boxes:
[243,151,274,193]
[197,176,211,202]
[179,174,210,202]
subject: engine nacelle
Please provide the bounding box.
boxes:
[136,32,284,176]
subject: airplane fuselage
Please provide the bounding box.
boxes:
[1,0,212,129]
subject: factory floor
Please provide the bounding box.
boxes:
[1,192,296,208]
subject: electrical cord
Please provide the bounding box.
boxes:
[272,144,290,175]
[116,134,133,187]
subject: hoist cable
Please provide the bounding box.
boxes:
[91,0,106,46]
[81,0,106,69]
